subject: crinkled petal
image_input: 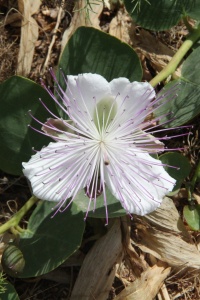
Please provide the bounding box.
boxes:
[109,78,155,126]
[104,151,175,215]
[128,131,164,153]
[42,118,69,139]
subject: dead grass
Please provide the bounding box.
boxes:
[0,27,18,83]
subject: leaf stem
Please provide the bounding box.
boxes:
[0,196,39,235]
[150,24,200,87]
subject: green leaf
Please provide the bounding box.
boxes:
[185,0,200,20]
[183,204,200,230]
[74,189,126,219]
[0,76,58,175]
[124,0,200,31]
[16,201,85,278]
[0,281,20,300]
[57,26,142,87]
[155,46,200,127]
[159,152,191,194]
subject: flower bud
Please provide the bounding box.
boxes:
[1,245,25,276]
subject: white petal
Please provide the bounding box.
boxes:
[109,78,155,126]
[65,73,112,118]
[23,140,99,203]
[104,151,175,215]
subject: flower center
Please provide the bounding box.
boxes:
[93,96,117,134]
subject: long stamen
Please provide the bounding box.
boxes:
[23,73,185,222]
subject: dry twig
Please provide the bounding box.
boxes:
[41,1,65,74]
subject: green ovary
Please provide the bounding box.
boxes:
[94,97,117,131]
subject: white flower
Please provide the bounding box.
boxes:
[23,73,176,223]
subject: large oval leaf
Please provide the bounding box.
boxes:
[185,0,200,20]
[15,201,85,278]
[0,76,58,175]
[155,46,200,127]
[124,0,200,31]
[57,26,142,89]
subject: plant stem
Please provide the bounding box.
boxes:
[182,16,193,32]
[150,24,200,87]
[0,196,38,235]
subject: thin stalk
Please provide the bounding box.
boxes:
[0,196,39,234]
[150,24,200,87]
[182,16,193,32]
